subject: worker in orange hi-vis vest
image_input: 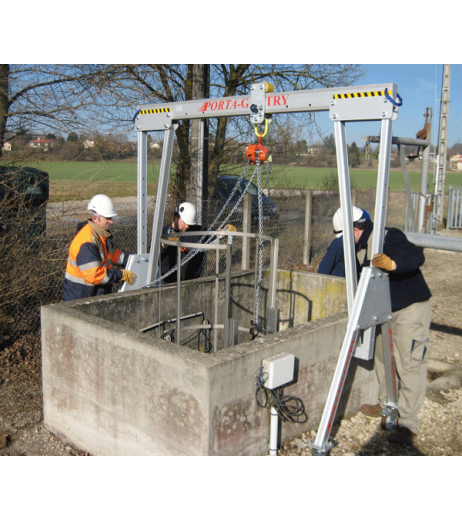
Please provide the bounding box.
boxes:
[63,194,135,301]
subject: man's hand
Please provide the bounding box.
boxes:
[121,270,136,284]
[372,253,396,271]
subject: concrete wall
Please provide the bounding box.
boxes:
[41,270,378,456]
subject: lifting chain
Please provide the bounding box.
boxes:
[147,162,259,287]
[149,121,270,336]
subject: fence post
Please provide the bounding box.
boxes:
[351,188,357,207]
[242,192,251,270]
[303,191,312,265]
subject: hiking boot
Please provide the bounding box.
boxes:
[389,426,416,444]
[360,403,383,417]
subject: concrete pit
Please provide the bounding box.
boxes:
[41,269,379,455]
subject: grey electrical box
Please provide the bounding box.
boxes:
[262,353,295,389]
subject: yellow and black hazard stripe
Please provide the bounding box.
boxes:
[333,91,385,100]
[139,108,171,115]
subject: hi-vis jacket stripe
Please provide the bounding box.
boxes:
[333,90,385,100]
[65,223,122,287]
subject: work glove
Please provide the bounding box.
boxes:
[166,235,189,253]
[121,270,136,285]
[372,253,396,271]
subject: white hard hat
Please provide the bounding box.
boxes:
[88,194,117,218]
[332,206,365,237]
[176,202,196,225]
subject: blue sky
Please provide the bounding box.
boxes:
[314,64,462,148]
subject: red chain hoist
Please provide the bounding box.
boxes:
[246,118,270,164]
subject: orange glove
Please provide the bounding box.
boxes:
[372,253,396,271]
[166,235,189,253]
[121,270,136,284]
[223,224,237,232]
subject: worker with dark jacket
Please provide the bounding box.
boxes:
[317,206,371,277]
[160,202,206,284]
[331,211,432,444]
[63,194,135,301]
[361,226,432,444]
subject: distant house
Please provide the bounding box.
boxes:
[449,155,462,170]
[84,139,94,149]
[2,141,11,151]
[29,138,54,150]
[307,143,323,154]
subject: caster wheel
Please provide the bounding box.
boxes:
[380,414,396,431]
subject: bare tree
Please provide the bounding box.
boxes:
[0,64,111,159]
[1,64,365,199]
[75,64,366,199]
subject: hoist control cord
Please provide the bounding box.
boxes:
[255,367,307,424]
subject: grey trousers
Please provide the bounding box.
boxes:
[375,299,431,433]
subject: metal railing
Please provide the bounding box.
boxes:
[447,186,462,229]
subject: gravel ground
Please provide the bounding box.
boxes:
[1,238,461,456]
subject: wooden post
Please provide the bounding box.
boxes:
[303,191,312,265]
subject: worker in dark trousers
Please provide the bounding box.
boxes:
[319,206,432,444]
[361,227,431,444]
[343,217,432,444]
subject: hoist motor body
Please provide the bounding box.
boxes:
[246,143,269,164]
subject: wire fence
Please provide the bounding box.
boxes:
[0,189,408,346]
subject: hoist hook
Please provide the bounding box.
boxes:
[254,118,269,140]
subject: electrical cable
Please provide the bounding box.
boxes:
[254,367,307,424]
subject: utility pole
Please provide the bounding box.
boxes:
[418,107,432,232]
[435,64,451,223]
[188,64,210,225]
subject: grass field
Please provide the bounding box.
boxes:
[12,160,462,202]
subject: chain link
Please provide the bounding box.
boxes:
[150,157,268,332]
[146,161,260,287]
[253,153,266,333]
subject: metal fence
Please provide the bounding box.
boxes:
[406,192,439,234]
[0,189,408,345]
[447,186,462,230]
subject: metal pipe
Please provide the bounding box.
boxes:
[136,131,148,254]
[146,126,176,285]
[269,407,279,456]
[334,120,356,313]
[405,232,462,253]
[371,119,393,256]
[139,312,205,333]
[363,135,429,147]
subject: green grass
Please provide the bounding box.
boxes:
[26,160,159,183]
[220,163,462,193]
[5,160,461,200]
